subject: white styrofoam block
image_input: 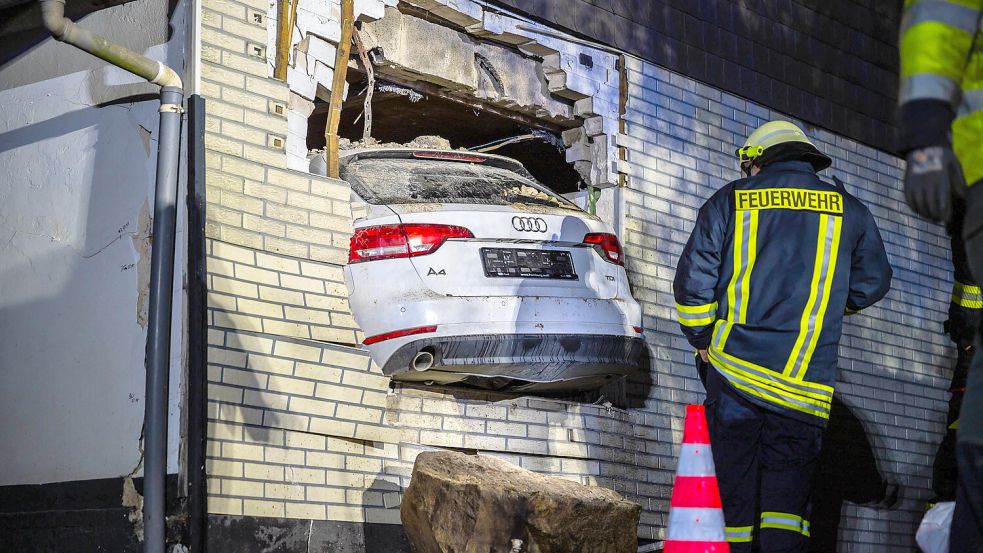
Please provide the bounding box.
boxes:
[295,6,341,44]
[287,110,310,138]
[312,60,334,90]
[354,0,387,21]
[287,54,318,101]
[306,36,338,68]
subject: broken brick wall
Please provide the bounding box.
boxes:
[201,0,951,550]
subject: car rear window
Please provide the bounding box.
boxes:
[341,158,579,210]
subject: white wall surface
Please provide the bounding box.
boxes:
[0,0,188,485]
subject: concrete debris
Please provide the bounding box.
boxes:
[336,135,453,151]
[133,200,151,328]
[401,451,640,553]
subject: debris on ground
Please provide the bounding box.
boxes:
[401,451,640,553]
[337,135,453,151]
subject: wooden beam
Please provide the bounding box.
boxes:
[273,0,296,80]
[366,73,572,134]
[324,0,356,178]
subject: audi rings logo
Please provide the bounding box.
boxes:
[512,216,548,233]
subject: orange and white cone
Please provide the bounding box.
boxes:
[663,404,729,553]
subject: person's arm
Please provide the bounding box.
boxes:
[846,210,893,313]
[948,202,982,347]
[898,1,983,221]
[898,0,982,153]
[673,193,727,351]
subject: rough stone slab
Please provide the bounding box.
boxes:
[401,451,640,553]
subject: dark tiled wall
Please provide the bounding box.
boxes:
[492,0,900,153]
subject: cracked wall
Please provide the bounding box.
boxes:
[0,0,188,485]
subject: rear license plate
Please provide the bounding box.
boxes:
[480,248,578,280]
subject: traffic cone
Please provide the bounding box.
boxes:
[663,404,729,552]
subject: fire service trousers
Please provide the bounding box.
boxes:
[704,369,823,553]
[950,336,983,553]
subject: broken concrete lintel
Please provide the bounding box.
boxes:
[403,0,482,27]
[358,7,575,121]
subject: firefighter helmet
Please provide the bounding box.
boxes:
[737,120,831,172]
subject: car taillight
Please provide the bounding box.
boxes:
[349,224,474,263]
[583,232,624,266]
[363,325,438,345]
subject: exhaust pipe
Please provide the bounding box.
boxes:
[411,349,435,371]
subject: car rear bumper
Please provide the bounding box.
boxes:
[382,333,647,390]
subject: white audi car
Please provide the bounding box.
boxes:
[335,148,644,391]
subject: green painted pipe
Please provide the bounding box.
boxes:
[40,0,182,88]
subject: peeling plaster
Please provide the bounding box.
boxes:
[122,476,146,542]
[134,200,152,328]
[138,125,153,157]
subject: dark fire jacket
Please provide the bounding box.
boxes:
[674,161,893,423]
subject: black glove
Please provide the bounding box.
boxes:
[904,146,965,224]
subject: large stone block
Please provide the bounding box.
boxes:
[401,451,640,553]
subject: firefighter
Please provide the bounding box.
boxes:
[932,203,980,503]
[673,120,893,552]
[898,1,983,548]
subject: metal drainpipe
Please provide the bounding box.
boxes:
[40,1,184,552]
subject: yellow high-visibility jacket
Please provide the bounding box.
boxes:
[899,0,983,187]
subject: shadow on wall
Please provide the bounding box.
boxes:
[0,49,185,551]
[809,394,900,552]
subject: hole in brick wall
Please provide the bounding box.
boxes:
[307,74,585,194]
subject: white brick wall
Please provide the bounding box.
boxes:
[619,56,951,550]
[201,0,953,549]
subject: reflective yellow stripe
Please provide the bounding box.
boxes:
[680,315,715,327]
[761,512,811,536]
[900,22,975,81]
[951,418,960,430]
[954,109,983,186]
[710,351,833,411]
[785,214,842,379]
[676,302,718,314]
[710,361,831,420]
[713,322,834,396]
[725,525,754,543]
[796,215,842,379]
[715,317,734,350]
[739,211,758,324]
[727,210,746,322]
[677,302,718,327]
[952,280,983,308]
[714,351,835,402]
[708,330,832,420]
